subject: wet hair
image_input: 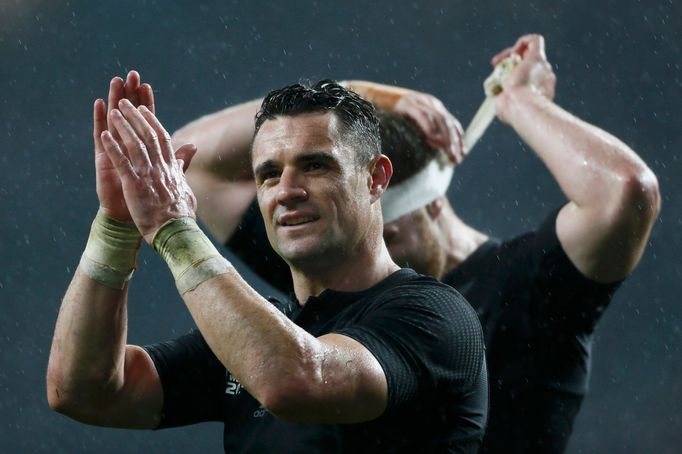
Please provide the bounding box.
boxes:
[254,80,381,165]
[377,109,440,185]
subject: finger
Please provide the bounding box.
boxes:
[109,109,153,170]
[175,144,198,172]
[450,118,466,164]
[124,70,141,106]
[107,77,125,142]
[524,34,546,60]
[414,97,451,147]
[491,46,515,66]
[139,105,175,165]
[101,131,138,179]
[93,99,107,154]
[431,107,451,149]
[107,77,125,116]
[455,122,466,162]
[492,34,534,65]
[443,120,461,163]
[118,99,165,167]
[410,112,437,142]
[408,105,439,135]
[417,109,448,149]
[138,83,155,114]
[510,34,536,59]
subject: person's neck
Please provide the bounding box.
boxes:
[290,239,400,305]
[437,207,488,279]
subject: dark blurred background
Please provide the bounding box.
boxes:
[1,0,679,452]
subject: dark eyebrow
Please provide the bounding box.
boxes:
[295,152,338,167]
[253,151,339,177]
[253,159,279,177]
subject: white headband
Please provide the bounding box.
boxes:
[381,156,454,223]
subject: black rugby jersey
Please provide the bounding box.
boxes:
[443,211,619,454]
[228,202,620,453]
[145,269,488,453]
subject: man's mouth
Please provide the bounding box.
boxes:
[281,216,318,226]
[277,213,321,227]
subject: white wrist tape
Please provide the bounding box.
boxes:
[464,53,522,151]
[152,217,232,295]
[381,156,454,223]
[80,211,142,289]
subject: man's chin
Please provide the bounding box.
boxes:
[277,240,335,268]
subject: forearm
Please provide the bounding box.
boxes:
[152,218,383,423]
[499,86,660,281]
[47,270,129,409]
[183,273,385,423]
[47,212,141,411]
[183,271,323,409]
[344,80,416,110]
[151,217,320,408]
[499,86,659,211]
[173,99,262,181]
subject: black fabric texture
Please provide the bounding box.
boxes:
[442,209,620,454]
[224,200,616,453]
[144,269,487,453]
[142,330,224,428]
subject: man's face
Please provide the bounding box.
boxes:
[252,112,371,267]
[383,208,443,277]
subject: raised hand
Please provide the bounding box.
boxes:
[94,71,155,222]
[393,93,466,164]
[492,34,557,122]
[100,99,197,244]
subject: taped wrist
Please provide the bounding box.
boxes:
[80,211,142,289]
[152,217,231,294]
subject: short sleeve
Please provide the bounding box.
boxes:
[527,209,622,333]
[143,329,225,428]
[334,282,485,412]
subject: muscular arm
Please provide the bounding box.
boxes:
[344,80,416,110]
[494,35,661,283]
[183,271,388,423]
[46,271,162,428]
[46,72,164,428]
[172,99,262,243]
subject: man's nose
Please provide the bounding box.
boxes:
[276,168,308,206]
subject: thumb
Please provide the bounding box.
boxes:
[175,144,197,172]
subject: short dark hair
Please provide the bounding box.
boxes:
[254,80,381,165]
[377,110,439,185]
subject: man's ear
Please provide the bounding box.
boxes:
[426,196,444,220]
[368,154,393,203]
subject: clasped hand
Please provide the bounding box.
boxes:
[94,74,198,244]
[394,93,466,165]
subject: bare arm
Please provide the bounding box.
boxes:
[494,35,661,282]
[46,72,167,428]
[183,271,388,423]
[172,99,262,243]
[47,271,162,428]
[344,80,415,110]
